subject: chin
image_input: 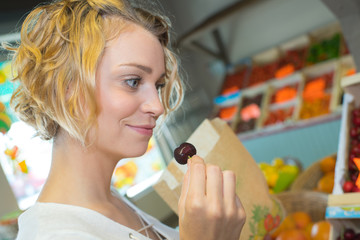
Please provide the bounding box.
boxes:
[123,144,148,158]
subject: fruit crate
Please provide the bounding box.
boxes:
[219,64,250,94]
[248,47,281,87]
[231,84,269,134]
[306,22,347,66]
[339,55,357,79]
[277,35,310,76]
[325,73,360,224]
[297,59,342,121]
[260,73,304,129]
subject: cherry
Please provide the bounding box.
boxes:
[174,142,197,165]
[354,233,360,240]
[343,181,355,193]
[344,228,355,240]
[353,117,360,126]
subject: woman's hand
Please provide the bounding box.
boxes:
[178,155,246,240]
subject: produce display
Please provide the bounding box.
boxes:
[221,67,248,93]
[278,47,307,75]
[270,85,298,104]
[174,142,197,165]
[283,48,308,70]
[306,33,341,65]
[235,93,263,133]
[336,228,360,240]
[343,107,360,192]
[263,84,298,127]
[299,71,334,120]
[263,107,295,127]
[315,155,336,193]
[258,158,300,194]
[248,61,279,87]
[269,211,331,240]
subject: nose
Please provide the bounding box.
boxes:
[141,87,165,118]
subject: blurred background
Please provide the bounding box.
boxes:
[1,0,359,238]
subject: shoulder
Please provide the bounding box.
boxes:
[16,202,143,240]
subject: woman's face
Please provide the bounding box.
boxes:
[93,24,165,159]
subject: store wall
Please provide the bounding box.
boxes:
[242,119,341,168]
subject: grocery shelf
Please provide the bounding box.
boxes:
[238,110,342,142]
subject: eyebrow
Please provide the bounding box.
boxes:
[119,63,166,79]
[119,63,152,74]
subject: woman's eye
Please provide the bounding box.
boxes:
[125,78,141,89]
[156,83,165,91]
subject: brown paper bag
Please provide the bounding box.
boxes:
[154,118,284,240]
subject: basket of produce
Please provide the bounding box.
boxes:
[290,154,336,193]
[269,191,331,240]
[274,191,328,222]
[258,157,302,194]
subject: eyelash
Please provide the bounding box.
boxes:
[156,82,166,91]
[124,78,166,92]
[125,78,141,89]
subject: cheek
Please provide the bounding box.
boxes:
[98,91,139,122]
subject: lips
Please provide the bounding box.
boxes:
[127,124,155,136]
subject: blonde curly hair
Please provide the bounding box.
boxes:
[5,0,183,145]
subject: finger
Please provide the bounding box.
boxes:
[179,161,191,213]
[206,164,223,203]
[223,170,237,208]
[187,155,206,198]
[235,195,246,227]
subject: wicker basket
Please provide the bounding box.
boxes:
[290,153,336,191]
[274,190,328,222]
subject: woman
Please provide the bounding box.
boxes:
[7,0,246,239]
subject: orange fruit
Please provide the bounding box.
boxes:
[290,211,312,229]
[276,229,308,240]
[304,222,314,237]
[270,215,296,239]
[311,220,331,240]
[317,172,334,193]
[319,156,336,173]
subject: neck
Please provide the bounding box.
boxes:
[38,131,120,206]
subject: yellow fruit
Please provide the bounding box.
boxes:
[259,162,271,171]
[263,166,279,188]
[280,165,299,175]
[272,158,285,169]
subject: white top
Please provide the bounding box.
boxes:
[16,192,179,240]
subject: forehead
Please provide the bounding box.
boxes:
[102,23,165,70]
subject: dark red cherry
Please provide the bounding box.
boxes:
[344,228,355,240]
[173,142,197,165]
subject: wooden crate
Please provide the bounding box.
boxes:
[260,73,304,129]
[231,84,270,134]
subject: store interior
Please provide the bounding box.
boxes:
[1,0,360,239]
